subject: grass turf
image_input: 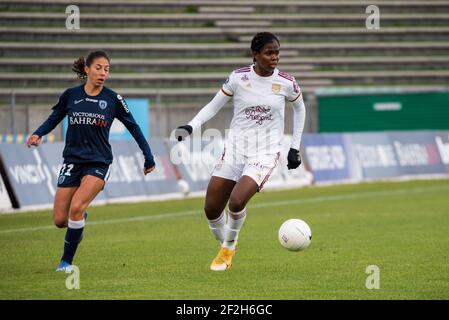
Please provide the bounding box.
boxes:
[0,178,448,299]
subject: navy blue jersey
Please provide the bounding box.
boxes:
[34,85,154,166]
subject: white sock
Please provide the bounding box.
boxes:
[68,218,85,229]
[223,208,246,250]
[207,210,227,244]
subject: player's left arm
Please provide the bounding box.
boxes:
[290,93,306,151]
[115,95,155,175]
[287,80,306,169]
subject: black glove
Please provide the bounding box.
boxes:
[144,156,155,169]
[287,148,302,170]
[175,125,193,142]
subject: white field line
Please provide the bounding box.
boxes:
[1,184,448,235]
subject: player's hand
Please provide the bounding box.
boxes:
[143,166,155,175]
[287,148,302,170]
[175,125,193,142]
[143,157,155,175]
[26,134,42,148]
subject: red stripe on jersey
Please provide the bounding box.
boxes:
[234,66,251,74]
[278,71,294,82]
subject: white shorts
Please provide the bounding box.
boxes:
[211,148,280,191]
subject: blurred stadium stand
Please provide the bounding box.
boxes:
[1,0,448,138]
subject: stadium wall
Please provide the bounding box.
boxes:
[317,89,449,132]
[0,170,13,211]
[301,131,449,183]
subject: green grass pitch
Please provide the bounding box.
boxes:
[0,178,448,300]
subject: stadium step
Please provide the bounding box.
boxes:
[0,58,315,73]
[0,72,334,89]
[2,0,448,14]
[4,27,449,43]
[1,57,448,73]
[198,6,255,14]
[2,12,448,28]
[0,86,312,107]
[2,70,448,89]
[1,85,446,107]
[1,42,448,58]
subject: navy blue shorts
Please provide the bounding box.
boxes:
[57,162,111,188]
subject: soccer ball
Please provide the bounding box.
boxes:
[278,219,312,251]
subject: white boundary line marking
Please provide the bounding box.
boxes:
[1,185,448,234]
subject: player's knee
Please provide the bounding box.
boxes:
[54,217,67,228]
[53,209,68,228]
[228,196,246,213]
[204,203,221,220]
[69,201,86,219]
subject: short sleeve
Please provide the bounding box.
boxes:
[221,71,236,97]
[287,77,302,102]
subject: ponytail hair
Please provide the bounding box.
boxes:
[72,57,87,79]
[72,50,110,80]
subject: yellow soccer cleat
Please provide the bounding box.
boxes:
[210,247,236,271]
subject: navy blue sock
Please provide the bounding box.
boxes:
[61,219,85,264]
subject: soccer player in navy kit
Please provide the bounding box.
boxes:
[27,51,155,272]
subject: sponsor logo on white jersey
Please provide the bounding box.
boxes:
[245,106,273,125]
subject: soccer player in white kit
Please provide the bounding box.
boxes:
[176,32,306,271]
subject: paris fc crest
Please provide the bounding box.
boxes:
[99,100,108,109]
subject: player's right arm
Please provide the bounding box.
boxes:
[175,73,234,141]
[26,134,42,148]
[27,90,69,147]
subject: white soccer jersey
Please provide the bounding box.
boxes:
[221,64,302,157]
